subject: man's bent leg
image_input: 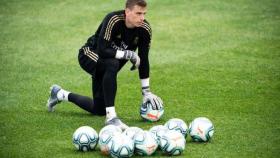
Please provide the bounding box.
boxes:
[103,59,120,108]
[101,59,129,130]
[92,65,107,116]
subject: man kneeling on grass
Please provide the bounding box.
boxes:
[46,0,162,130]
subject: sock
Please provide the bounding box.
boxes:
[106,107,117,121]
[141,78,150,88]
[141,78,151,95]
[57,89,70,101]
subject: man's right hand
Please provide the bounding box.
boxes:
[115,50,141,70]
[123,50,140,71]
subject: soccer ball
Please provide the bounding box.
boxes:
[134,131,158,156]
[164,118,188,137]
[108,133,134,158]
[140,100,164,122]
[149,125,168,144]
[99,124,122,137]
[98,125,122,155]
[160,130,186,156]
[189,117,214,142]
[123,126,143,139]
[72,126,98,152]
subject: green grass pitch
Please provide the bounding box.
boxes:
[0,0,279,157]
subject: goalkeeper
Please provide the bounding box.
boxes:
[46,0,162,130]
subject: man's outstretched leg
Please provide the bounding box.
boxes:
[46,83,128,130]
[46,84,106,115]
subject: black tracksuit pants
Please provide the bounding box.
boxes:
[68,48,127,115]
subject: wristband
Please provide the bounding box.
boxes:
[115,50,124,59]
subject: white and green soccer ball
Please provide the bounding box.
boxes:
[189,117,214,142]
[164,118,188,137]
[98,125,122,155]
[123,126,143,139]
[149,125,168,145]
[134,131,158,156]
[160,130,186,156]
[99,124,122,137]
[108,133,134,158]
[72,126,98,152]
[140,100,164,122]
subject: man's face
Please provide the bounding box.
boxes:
[125,5,147,28]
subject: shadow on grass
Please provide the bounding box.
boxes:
[33,107,105,119]
[64,145,185,158]
[53,110,104,119]
[63,146,108,158]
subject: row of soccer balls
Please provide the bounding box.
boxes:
[73,117,214,157]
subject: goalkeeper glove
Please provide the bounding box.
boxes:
[142,87,163,110]
[116,50,140,71]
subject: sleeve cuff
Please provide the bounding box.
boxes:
[115,50,124,59]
